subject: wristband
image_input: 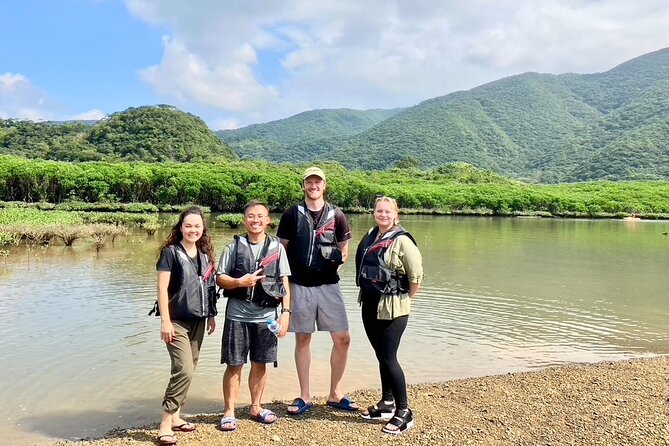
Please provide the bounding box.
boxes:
[281,308,292,314]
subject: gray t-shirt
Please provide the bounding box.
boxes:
[217,236,291,323]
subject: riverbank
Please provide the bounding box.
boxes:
[57,356,669,446]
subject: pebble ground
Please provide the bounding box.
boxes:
[56,356,669,446]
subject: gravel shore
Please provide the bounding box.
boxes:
[57,356,669,446]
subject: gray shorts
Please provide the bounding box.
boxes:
[221,319,277,366]
[288,283,349,334]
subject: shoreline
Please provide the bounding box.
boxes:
[55,355,669,446]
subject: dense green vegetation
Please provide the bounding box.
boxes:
[221,48,669,182]
[0,200,159,213]
[0,208,132,249]
[1,156,667,217]
[0,105,235,162]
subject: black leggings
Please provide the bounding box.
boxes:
[361,293,409,410]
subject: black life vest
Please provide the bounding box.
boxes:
[150,243,217,319]
[356,226,417,295]
[223,234,286,308]
[287,201,342,273]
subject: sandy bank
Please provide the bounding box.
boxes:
[57,356,669,446]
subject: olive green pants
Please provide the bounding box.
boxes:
[162,318,206,413]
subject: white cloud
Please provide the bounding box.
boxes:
[140,35,278,112]
[124,0,669,128]
[213,117,241,131]
[0,73,29,91]
[72,109,107,121]
[0,73,109,122]
[0,72,52,121]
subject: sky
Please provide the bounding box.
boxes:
[2,0,669,130]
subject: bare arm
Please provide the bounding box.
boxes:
[207,316,216,335]
[157,271,174,344]
[278,276,291,337]
[337,240,349,264]
[409,282,421,298]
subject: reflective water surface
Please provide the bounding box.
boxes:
[1,214,668,444]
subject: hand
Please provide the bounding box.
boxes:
[240,269,265,288]
[207,317,216,335]
[278,312,290,338]
[161,319,175,344]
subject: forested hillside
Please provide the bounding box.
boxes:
[0,105,236,162]
[221,47,669,182]
[217,108,404,162]
[3,49,668,182]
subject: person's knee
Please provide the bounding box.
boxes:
[225,364,244,378]
[381,353,399,366]
[295,333,312,348]
[172,360,195,382]
[332,331,351,348]
[250,361,267,373]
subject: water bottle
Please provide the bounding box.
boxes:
[267,319,281,337]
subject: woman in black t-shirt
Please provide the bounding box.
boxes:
[154,206,217,446]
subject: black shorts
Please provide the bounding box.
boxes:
[221,319,277,366]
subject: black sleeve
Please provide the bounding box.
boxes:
[334,208,352,242]
[156,246,176,271]
[276,206,296,240]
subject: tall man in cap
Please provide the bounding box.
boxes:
[277,166,359,415]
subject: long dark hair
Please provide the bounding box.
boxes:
[158,206,216,266]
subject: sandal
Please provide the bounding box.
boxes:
[157,434,178,445]
[251,408,278,425]
[326,395,359,412]
[287,397,313,416]
[361,400,395,420]
[171,422,196,432]
[219,416,238,432]
[382,408,414,435]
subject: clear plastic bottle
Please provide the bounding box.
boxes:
[267,319,281,337]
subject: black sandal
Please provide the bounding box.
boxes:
[382,408,414,434]
[361,400,395,420]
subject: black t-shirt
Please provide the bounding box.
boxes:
[156,244,199,297]
[277,203,352,286]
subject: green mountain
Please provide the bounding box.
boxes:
[220,47,669,182]
[216,108,405,162]
[0,105,236,162]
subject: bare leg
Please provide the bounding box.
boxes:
[328,330,356,407]
[158,411,175,437]
[222,365,243,428]
[288,333,312,413]
[248,361,275,422]
[170,407,189,426]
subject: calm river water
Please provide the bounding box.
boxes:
[1,214,668,444]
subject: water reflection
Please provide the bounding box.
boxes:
[1,215,668,444]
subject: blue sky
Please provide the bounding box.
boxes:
[2,0,669,130]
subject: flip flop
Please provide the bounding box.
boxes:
[287,397,313,415]
[251,408,277,425]
[326,395,359,411]
[157,434,178,445]
[171,422,196,432]
[219,416,238,432]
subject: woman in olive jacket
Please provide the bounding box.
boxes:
[355,196,423,435]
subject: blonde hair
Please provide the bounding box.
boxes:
[374,195,400,226]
